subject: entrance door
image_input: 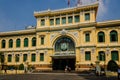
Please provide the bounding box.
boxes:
[52,58,75,70]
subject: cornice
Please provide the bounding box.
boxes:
[0,29,36,37]
[34,2,99,17]
[96,20,120,28]
[36,22,96,32]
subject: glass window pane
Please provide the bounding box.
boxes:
[24,38,28,47]
[15,54,19,62]
[50,19,54,25]
[56,18,60,25]
[110,31,118,42]
[85,13,90,21]
[23,54,27,62]
[111,51,118,61]
[31,54,36,62]
[8,55,12,62]
[62,17,66,24]
[9,39,13,48]
[75,15,80,22]
[68,16,73,23]
[85,51,91,61]
[41,37,44,45]
[85,33,90,42]
[40,53,44,61]
[16,39,20,47]
[2,40,6,48]
[99,52,105,61]
[98,32,105,42]
[41,19,45,26]
[32,37,36,46]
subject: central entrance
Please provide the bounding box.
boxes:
[52,36,76,70]
[52,58,75,70]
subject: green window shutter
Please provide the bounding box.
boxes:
[85,52,91,61]
[85,13,90,21]
[50,19,54,25]
[111,51,118,61]
[62,17,66,24]
[31,54,36,62]
[85,33,90,42]
[68,16,73,23]
[9,39,13,48]
[110,31,118,42]
[41,19,45,26]
[56,18,60,25]
[40,53,44,61]
[16,39,20,47]
[75,15,80,22]
[24,38,28,47]
[8,55,12,62]
[15,54,19,62]
[32,37,36,47]
[2,40,6,48]
[99,52,105,61]
[41,37,44,45]
[98,32,105,42]
[23,54,27,62]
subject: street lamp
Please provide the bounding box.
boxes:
[101,52,106,75]
[15,54,19,74]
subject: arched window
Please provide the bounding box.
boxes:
[1,40,6,48]
[98,32,105,42]
[32,37,36,46]
[111,51,118,61]
[24,38,28,47]
[110,30,118,42]
[98,51,105,61]
[9,39,13,48]
[16,39,21,48]
[8,54,12,62]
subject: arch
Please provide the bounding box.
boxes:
[9,39,13,48]
[98,51,105,61]
[110,30,118,42]
[52,33,77,47]
[111,51,118,61]
[32,37,36,47]
[1,39,6,48]
[24,38,29,47]
[16,38,21,47]
[98,31,105,42]
[54,36,75,52]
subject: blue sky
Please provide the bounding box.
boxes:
[0,0,120,32]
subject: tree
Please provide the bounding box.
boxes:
[107,60,118,72]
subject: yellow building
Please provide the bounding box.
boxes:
[0,2,120,71]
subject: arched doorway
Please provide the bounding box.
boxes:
[52,36,76,70]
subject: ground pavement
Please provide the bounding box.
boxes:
[0,73,118,80]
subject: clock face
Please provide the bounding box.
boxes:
[60,43,68,51]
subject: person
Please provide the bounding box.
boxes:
[118,68,120,79]
[68,67,71,72]
[65,66,68,73]
[95,65,101,76]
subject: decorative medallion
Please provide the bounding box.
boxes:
[60,42,68,51]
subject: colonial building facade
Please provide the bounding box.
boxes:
[0,2,120,71]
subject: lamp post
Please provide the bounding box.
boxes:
[15,54,19,74]
[101,52,106,75]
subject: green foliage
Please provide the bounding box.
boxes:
[19,64,24,70]
[107,60,118,72]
